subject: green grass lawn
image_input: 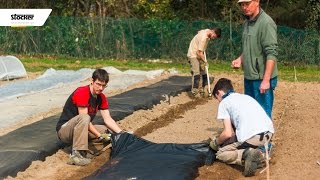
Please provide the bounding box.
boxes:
[19,57,320,82]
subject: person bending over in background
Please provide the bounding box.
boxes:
[187,28,221,97]
[209,78,274,177]
[56,68,123,166]
[232,0,278,119]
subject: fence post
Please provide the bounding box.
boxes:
[317,36,320,67]
[229,8,234,60]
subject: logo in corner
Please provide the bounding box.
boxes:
[0,9,52,27]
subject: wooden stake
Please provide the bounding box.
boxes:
[294,66,298,82]
[260,142,270,180]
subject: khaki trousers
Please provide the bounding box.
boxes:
[189,57,206,76]
[216,132,272,165]
[189,57,207,90]
[57,114,108,151]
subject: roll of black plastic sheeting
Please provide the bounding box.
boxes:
[85,133,216,180]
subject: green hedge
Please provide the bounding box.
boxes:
[0,17,318,64]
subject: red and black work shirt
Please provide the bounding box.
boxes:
[56,85,108,132]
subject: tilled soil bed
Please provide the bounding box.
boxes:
[4,73,320,180]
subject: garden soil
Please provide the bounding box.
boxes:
[3,72,320,180]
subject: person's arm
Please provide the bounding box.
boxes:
[100,109,122,133]
[196,50,205,62]
[260,60,275,93]
[231,54,243,69]
[89,122,101,138]
[216,118,234,145]
[260,21,278,93]
[196,30,209,62]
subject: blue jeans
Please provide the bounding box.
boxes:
[244,77,277,119]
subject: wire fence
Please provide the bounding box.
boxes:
[0,17,319,64]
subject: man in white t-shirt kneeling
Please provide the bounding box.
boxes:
[209,78,274,177]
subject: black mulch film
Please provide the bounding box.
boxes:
[0,76,190,179]
[85,133,216,180]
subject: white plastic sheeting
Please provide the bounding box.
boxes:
[0,56,27,80]
[0,67,172,102]
[103,67,169,90]
[0,68,93,102]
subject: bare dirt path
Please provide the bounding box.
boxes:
[4,73,320,180]
[270,81,320,180]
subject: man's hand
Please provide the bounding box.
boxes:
[209,137,219,151]
[231,58,241,69]
[98,133,111,142]
[259,80,270,94]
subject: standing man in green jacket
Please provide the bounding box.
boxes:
[232,0,278,119]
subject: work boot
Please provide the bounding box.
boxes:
[256,142,273,168]
[191,88,200,98]
[67,150,91,166]
[199,88,205,97]
[202,85,210,98]
[242,148,263,177]
[202,74,208,88]
[79,150,95,159]
[193,75,200,89]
